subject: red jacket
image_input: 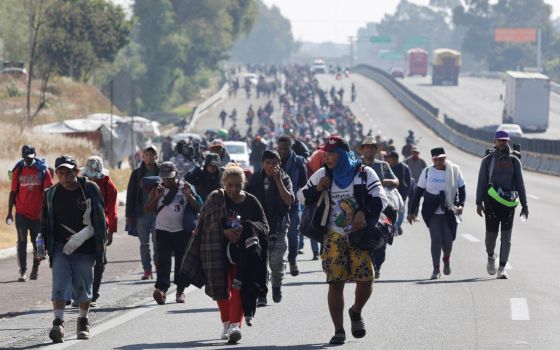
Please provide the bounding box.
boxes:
[91,176,118,233]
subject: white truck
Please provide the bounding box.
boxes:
[502,71,550,132]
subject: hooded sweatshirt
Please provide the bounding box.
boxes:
[476,145,527,206]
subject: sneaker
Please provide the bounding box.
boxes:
[487,254,497,275]
[256,296,267,307]
[18,273,27,282]
[245,316,253,327]
[176,292,186,303]
[497,266,509,279]
[141,271,153,280]
[374,270,381,280]
[297,250,304,255]
[312,254,319,261]
[227,323,242,344]
[221,322,230,340]
[443,261,451,275]
[76,317,90,339]
[430,268,441,280]
[71,300,80,308]
[30,265,39,280]
[397,227,403,236]
[272,287,282,303]
[289,263,299,277]
[153,289,166,305]
[49,318,65,343]
[89,301,97,308]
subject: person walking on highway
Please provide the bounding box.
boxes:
[126,145,160,280]
[180,165,269,344]
[6,145,53,282]
[209,139,232,167]
[80,156,118,307]
[408,147,466,280]
[249,136,267,173]
[246,150,294,305]
[42,155,106,343]
[277,136,309,274]
[405,145,427,217]
[385,151,413,236]
[219,109,227,128]
[475,131,528,279]
[298,136,387,345]
[185,153,222,203]
[145,162,202,305]
[358,136,399,279]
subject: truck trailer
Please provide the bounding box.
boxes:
[431,49,461,86]
[407,48,428,77]
[502,71,550,132]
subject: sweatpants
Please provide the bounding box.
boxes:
[484,199,515,267]
[155,229,190,293]
[217,264,244,325]
[428,214,454,269]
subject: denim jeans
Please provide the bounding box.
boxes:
[51,242,95,304]
[137,214,157,272]
[298,233,319,255]
[287,207,301,265]
[15,213,41,274]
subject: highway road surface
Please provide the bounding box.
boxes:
[400,75,560,139]
[0,73,558,349]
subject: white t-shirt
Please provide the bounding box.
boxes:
[156,188,187,233]
[298,167,388,234]
[417,166,465,214]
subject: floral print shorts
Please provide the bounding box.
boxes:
[321,230,374,283]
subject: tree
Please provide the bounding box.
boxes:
[230,2,297,64]
[132,0,258,112]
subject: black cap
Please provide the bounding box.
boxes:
[22,145,36,159]
[55,155,77,170]
[387,150,399,159]
[204,153,221,167]
[159,161,178,178]
[430,147,446,159]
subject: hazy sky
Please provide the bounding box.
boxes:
[262,0,560,44]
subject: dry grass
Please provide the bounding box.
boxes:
[109,168,132,193]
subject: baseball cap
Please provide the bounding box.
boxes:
[21,145,36,159]
[430,147,446,159]
[143,144,158,153]
[495,130,510,141]
[159,161,177,178]
[387,150,399,159]
[320,135,350,152]
[204,153,221,167]
[55,155,77,170]
[209,139,225,149]
[411,145,420,152]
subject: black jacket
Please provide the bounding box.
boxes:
[125,162,159,219]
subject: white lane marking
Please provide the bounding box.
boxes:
[462,234,480,242]
[49,285,190,349]
[506,262,513,270]
[510,298,530,320]
[527,194,540,200]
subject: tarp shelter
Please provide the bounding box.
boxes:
[33,114,160,168]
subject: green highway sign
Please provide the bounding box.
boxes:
[371,35,392,44]
[405,36,428,46]
[378,51,403,61]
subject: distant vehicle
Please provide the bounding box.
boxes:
[240,72,258,86]
[496,123,524,138]
[502,71,549,132]
[311,59,328,74]
[407,48,428,77]
[224,141,251,170]
[390,67,405,79]
[431,48,461,86]
[0,61,28,80]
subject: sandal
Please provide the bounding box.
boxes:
[348,307,366,338]
[329,330,346,345]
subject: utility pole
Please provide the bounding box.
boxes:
[109,79,114,167]
[349,36,354,68]
[537,29,542,72]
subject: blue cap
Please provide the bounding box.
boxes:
[495,130,510,141]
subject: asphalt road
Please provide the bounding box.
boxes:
[399,75,560,139]
[1,74,559,349]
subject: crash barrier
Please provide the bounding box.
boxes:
[552,82,560,95]
[354,64,560,176]
[186,74,230,133]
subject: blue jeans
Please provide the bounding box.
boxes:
[137,214,157,272]
[298,233,319,256]
[51,242,95,304]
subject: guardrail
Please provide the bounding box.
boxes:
[186,78,230,133]
[354,64,560,176]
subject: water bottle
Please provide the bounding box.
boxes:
[36,233,46,260]
[455,214,462,224]
[520,213,527,222]
[231,215,242,229]
[6,217,13,225]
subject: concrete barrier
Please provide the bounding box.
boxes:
[354,64,560,176]
[186,81,229,133]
